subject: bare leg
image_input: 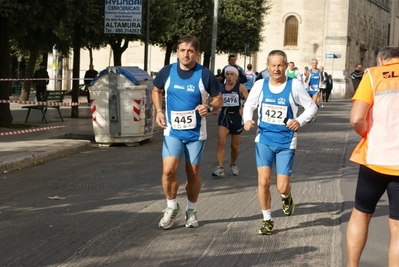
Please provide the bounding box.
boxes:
[388,218,399,267]
[185,162,202,203]
[276,174,291,195]
[346,208,372,267]
[162,156,181,200]
[216,126,229,167]
[257,166,272,210]
[230,134,242,165]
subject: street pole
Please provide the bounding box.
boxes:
[210,0,219,73]
[144,0,150,72]
[52,45,57,91]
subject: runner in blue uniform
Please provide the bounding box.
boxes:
[243,50,317,235]
[152,35,223,230]
[308,58,322,106]
[212,66,248,177]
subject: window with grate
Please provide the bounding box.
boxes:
[284,16,298,46]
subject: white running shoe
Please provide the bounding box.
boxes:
[212,166,225,177]
[230,164,239,176]
[185,209,199,228]
[159,204,181,230]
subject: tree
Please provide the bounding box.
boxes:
[217,0,272,54]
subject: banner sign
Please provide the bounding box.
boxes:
[104,0,142,34]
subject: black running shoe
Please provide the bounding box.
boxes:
[258,219,274,235]
[281,194,295,216]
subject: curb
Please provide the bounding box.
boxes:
[0,140,92,173]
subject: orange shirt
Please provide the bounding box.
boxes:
[350,59,399,175]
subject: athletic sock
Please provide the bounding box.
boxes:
[262,209,272,221]
[167,198,178,209]
[187,200,196,211]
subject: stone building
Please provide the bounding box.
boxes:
[252,0,399,98]
[58,0,399,98]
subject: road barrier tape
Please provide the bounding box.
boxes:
[0,99,89,106]
[0,123,91,136]
[0,78,93,82]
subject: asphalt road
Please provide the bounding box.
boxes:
[0,99,390,267]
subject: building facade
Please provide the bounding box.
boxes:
[57,0,399,98]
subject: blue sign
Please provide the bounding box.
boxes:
[325,54,335,58]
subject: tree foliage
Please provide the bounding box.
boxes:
[217,0,272,55]
[0,0,272,126]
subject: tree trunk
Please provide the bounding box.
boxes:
[111,38,129,66]
[89,47,93,65]
[0,16,12,127]
[20,46,39,101]
[203,51,211,69]
[164,43,173,66]
[71,22,81,118]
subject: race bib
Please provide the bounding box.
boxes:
[309,85,319,91]
[171,110,197,130]
[261,104,288,125]
[223,93,240,107]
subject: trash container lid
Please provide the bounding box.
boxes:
[92,67,151,85]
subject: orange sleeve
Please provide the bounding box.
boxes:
[352,70,373,105]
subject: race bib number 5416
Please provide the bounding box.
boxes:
[261,104,287,125]
[171,110,197,130]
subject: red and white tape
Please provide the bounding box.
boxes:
[0,78,93,82]
[0,99,89,106]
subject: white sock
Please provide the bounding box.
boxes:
[262,209,272,221]
[187,200,196,210]
[281,193,291,198]
[167,198,178,209]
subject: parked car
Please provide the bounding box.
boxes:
[65,84,87,96]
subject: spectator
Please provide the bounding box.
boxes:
[350,64,364,92]
[346,46,399,266]
[84,65,98,103]
[326,74,333,102]
[244,63,257,92]
[217,54,247,84]
[32,63,49,101]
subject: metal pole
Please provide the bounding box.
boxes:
[52,45,57,90]
[210,0,219,73]
[144,0,150,72]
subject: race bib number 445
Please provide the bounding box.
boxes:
[171,110,197,130]
[261,104,287,125]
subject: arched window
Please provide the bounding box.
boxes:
[284,16,298,46]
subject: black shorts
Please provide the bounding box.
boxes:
[354,165,399,220]
[217,109,243,135]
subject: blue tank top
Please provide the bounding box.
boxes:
[164,63,205,141]
[308,69,321,91]
[258,77,294,148]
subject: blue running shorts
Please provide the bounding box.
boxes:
[162,135,205,165]
[308,90,319,97]
[255,142,295,176]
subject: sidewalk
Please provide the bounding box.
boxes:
[0,95,94,173]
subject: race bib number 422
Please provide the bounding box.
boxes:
[261,104,287,125]
[171,110,197,130]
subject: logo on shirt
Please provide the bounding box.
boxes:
[187,85,195,92]
[174,85,185,90]
[265,98,275,103]
[277,98,286,105]
[382,71,398,78]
